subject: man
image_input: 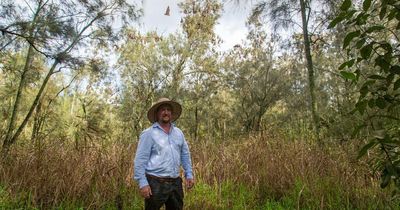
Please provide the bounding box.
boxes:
[134,98,195,210]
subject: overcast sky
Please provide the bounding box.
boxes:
[139,0,253,51]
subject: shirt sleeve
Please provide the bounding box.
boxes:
[133,131,152,188]
[180,133,194,179]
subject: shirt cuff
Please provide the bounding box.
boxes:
[185,172,194,179]
[139,178,149,188]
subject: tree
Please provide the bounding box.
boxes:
[0,0,140,156]
[116,29,168,139]
[223,18,290,132]
[299,0,320,139]
[250,0,337,141]
[329,0,400,191]
[177,0,222,140]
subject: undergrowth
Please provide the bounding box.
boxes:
[0,132,398,209]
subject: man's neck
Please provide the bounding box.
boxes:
[158,121,171,133]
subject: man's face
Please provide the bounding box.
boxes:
[156,104,173,124]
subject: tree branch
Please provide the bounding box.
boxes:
[0,28,52,58]
[0,36,17,51]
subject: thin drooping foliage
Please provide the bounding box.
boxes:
[250,0,339,142]
[0,0,141,156]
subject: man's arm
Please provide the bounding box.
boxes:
[134,131,152,188]
[181,138,193,179]
[181,138,195,189]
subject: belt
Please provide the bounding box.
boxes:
[146,174,180,183]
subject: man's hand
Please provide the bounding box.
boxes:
[186,178,195,190]
[139,185,152,198]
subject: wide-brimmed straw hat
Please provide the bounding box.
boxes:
[147,98,182,123]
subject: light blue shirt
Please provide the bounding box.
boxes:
[133,122,193,188]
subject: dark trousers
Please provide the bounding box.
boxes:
[145,175,184,210]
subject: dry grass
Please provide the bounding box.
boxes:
[0,143,138,209]
[0,133,395,209]
[190,133,390,208]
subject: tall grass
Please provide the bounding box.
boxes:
[190,133,395,209]
[0,143,141,209]
[0,132,397,209]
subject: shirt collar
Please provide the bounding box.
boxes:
[152,122,175,130]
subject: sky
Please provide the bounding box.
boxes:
[139,0,254,51]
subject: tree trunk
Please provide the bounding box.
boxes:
[2,1,48,157]
[3,45,34,153]
[255,107,266,132]
[299,0,320,142]
[171,58,185,100]
[31,99,42,142]
[194,105,199,141]
[3,1,47,155]
[2,61,59,155]
[1,9,104,157]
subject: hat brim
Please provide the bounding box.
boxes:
[147,101,182,123]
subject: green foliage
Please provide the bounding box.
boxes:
[340,70,357,81]
[340,0,352,11]
[330,0,400,191]
[0,0,141,155]
[222,18,290,132]
[185,180,257,209]
[0,186,38,210]
[261,176,396,209]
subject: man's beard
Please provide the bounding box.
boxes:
[160,116,171,123]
